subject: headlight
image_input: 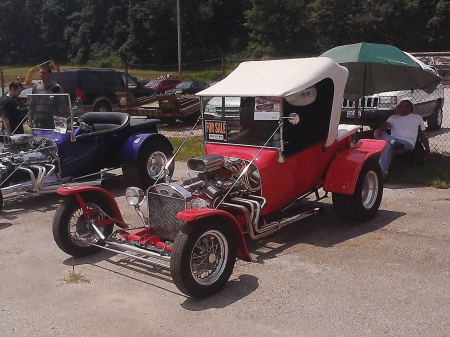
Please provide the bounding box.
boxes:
[190,198,211,209]
[126,187,145,206]
[379,96,397,105]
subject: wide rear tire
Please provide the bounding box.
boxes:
[52,193,114,257]
[332,159,383,222]
[170,219,237,298]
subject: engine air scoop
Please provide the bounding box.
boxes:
[187,154,225,173]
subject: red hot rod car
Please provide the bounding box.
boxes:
[52,57,386,298]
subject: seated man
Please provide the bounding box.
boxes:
[374,99,431,179]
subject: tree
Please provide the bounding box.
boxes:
[246,0,315,58]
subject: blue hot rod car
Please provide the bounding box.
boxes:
[0,93,174,211]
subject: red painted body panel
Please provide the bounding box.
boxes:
[323,139,386,195]
[177,208,252,262]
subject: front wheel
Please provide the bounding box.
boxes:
[52,193,114,257]
[427,101,443,131]
[122,140,174,189]
[332,159,383,222]
[170,219,237,298]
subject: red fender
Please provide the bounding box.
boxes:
[57,186,126,227]
[177,208,252,262]
[323,139,386,195]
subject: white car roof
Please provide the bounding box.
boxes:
[197,57,349,147]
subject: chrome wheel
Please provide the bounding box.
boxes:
[53,193,114,257]
[190,230,229,286]
[147,151,167,179]
[69,203,106,247]
[361,170,379,209]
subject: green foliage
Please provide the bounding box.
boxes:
[1,1,449,68]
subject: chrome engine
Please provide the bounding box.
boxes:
[0,134,61,199]
[147,154,263,241]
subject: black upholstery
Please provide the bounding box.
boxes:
[78,111,130,134]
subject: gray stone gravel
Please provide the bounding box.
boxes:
[0,166,449,337]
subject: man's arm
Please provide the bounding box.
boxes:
[3,117,12,135]
[419,130,431,159]
[374,121,392,138]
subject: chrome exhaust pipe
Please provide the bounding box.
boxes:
[90,240,171,269]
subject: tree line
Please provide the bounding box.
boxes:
[0,0,448,66]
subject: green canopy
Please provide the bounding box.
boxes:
[321,42,441,101]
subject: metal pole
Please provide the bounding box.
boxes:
[1,69,5,96]
[177,0,182,77]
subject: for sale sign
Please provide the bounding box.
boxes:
[205,120,228,141]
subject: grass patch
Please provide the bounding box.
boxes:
[61,271,90,284]
[169,136,204,161]
[1,64,224,85]
[386,152,450,188]
[60,263,90,284]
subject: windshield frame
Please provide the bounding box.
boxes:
[27,93,72,131]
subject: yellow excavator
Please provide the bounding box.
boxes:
[16,60,59,87]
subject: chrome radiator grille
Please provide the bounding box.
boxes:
[148,192,186,242]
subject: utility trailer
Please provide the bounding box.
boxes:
[115,93,200,120]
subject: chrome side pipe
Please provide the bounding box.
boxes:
[91,241,171,269]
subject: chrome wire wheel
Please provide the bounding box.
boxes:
[53,193,114,257]
[147,151,167,179]
[69,203,106,247]
[361,171,379,209]
[190,230,229,286]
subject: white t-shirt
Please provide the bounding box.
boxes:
[387,114,425,146]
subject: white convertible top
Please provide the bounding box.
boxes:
[197,57,349,147]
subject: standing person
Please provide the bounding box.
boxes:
[32,65,63,94]
[1,81,25,135]
[374,99,431,179]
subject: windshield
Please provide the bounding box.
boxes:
[28,94,72,130]
[176,82,191,89]
[121,74,138,88]
[145,80,160,87]
[203,96,281,147]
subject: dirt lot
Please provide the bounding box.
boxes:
[0,165,449,337]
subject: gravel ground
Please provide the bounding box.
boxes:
[1,166,449,337]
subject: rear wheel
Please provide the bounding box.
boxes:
[52,193,114,257]
[94,101,112,112]
[122,140,174,189]
[332,159,383,222]
[170,219,237,298]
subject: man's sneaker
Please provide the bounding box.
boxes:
[390,140,405,151]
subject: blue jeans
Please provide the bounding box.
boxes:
[374,131,414,172]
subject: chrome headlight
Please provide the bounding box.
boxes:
[126,187,146,206]
[190,198,211,209]
[378,96,397,107]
